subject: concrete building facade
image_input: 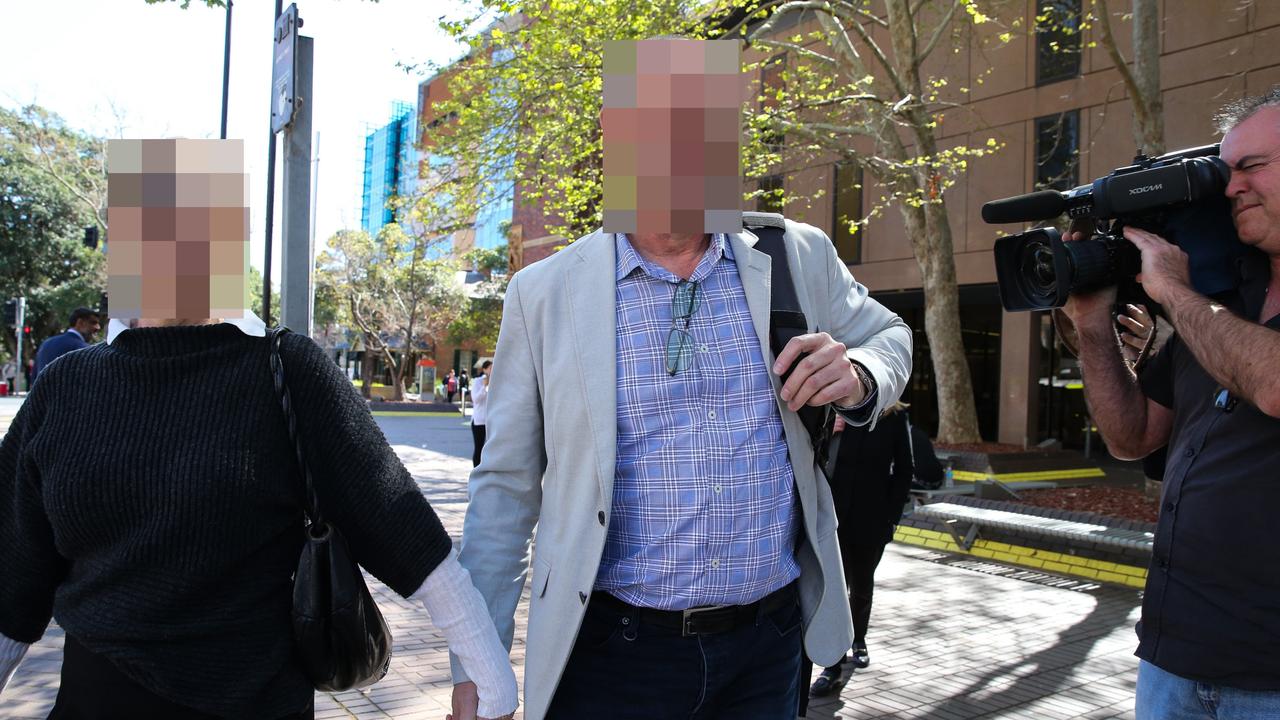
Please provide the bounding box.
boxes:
[765,0,1280,446]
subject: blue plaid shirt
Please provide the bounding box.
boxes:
[594,233,802,610]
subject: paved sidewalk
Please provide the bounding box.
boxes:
[0,395,24,437]
[3,414,1141,718]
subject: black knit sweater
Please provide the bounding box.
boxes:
[0,324,453,718]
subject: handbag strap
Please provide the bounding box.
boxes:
[268,327,323,527]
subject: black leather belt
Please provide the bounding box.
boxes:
[590,582,797,637]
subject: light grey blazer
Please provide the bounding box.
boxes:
[452,217,913,720]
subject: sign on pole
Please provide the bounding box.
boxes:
[271,3,300,133]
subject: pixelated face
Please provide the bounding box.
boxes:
[107,139,248,321]
[602,38,745,236]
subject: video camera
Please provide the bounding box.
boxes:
[982,144,1248,312]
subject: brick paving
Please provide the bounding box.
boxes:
[2,413,1142,718]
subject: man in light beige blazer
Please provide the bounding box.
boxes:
[449,38,912,720]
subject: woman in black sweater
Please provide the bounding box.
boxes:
[806,402,914,701]
[0,322,517,719]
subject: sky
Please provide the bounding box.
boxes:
[0,0,476,281]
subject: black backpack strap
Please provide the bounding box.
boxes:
[749,224,807,356]
[746,218,837,476]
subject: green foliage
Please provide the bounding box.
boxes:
[0,105,106,354]
[447,244,509,350]
[718,0,1013,223]
[315,225,467,400]
[245,265,279,323]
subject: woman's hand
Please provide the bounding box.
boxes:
[1116,303,1155,368]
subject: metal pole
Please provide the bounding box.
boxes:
[14,297,25,394]
[308,131,319,331]
[262,0,283,326]
[280,35,313,336]
[220,0,233,139]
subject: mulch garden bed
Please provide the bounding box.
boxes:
[1012,486,1159,525]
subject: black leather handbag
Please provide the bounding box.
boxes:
[268,327,393,692]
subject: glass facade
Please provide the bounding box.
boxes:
[1035,110,1081,191]
[873,285,1004,440]
[832,161,863,264]
[470,146,513,252]
[1036,0,1083,85]
[360,101,418,237]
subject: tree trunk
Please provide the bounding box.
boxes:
[360,341,375,400]
[380,347,404,401]
[921,199,980,443]
[900,196,982,443]
[395,351,413,401]
[1131,0,1163,155]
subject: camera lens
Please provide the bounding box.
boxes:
[1063,238,1115,292]
[1016,236,1059,305]
[1032,246,1056,285]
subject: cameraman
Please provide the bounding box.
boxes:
[1064,91,1280,718]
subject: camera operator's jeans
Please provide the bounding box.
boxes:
[1137,661,1280,720]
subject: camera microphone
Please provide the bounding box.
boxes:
[981,190,1066,224]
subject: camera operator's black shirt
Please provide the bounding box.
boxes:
[1137,250,1280,690]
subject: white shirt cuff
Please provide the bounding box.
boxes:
[0,633,30,694]
[411,550,518,718]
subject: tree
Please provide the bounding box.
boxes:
[1089,0,1162,155]
[0,105,107,360]
[246,265,279,324]
[714,0,1014,442]
[448,243,510,351]
[316,226,467,400]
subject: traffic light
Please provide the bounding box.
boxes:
[2,299,17,327]
[84,226,100,250]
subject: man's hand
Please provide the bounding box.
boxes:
[448,681,479,720]
[772,332,863,412]
[1124,226,1193,306]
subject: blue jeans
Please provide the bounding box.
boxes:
[545,587,803,720]
[1137,660,1280,720]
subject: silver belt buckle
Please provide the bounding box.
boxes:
[681,604,730,637]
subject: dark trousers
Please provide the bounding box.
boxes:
[471,422,486,467]
[49,634,314,720]
[841,537,887,644]
[798,537,889,716]
[546,586,803,720]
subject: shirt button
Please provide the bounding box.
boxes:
[699,343,709,353]
[598,511,606,526]
[714,484,723,493]
[1184,448,1195,458]
[708,410,716,420]
[711,559,720,568]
